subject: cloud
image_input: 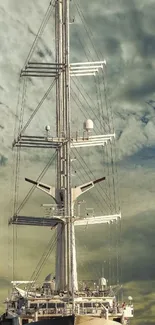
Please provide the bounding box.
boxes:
[0,0,155,164]
[0,1,155,222]
[0,4,155,321]
[70,0,155,161]
[76,209,155,282]
[0,1,155,213]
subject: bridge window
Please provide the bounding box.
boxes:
[48,303,55,308]
[57,303,64,308]
[92,303,101,307]
[39,303,46,308]
[30,303,37,309]
[83,303,92,307]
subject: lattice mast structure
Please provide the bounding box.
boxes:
[10,0,121,308]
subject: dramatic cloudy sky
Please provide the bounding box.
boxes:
[1,1,155,322]
[1,0,155,213]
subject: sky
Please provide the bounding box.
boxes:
[0,0,155,212]
[0,0,155,290]
[1,1,155,323]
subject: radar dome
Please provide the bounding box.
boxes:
[83,119,94,132]
[99,277,107,287]
[128,296,133,301]
[45,125,50,131]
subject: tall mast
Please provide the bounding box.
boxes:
[55,0,72,292]
[7,1,134,321]
[11,0,73,294]
[11,0,119,301]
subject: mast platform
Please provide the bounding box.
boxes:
[13,134,115,149]
[9,214,121,226]
[9,216,64,227]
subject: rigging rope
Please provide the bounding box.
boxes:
[74,149,112,213]
[13,77,23,140]
[73,0,120,215]
[12,76,28,280]
[29,230,57,283]
[119,218,122,285]
[14,78,28,214]
[24,1,55,68]
[94,74,109,132]
[71,74,118,214]
[71,21,93,61]
[108,221,112,285]
[71,78,106,133]
[101,69,118,213]
[116,220,119,284]
[71,63,119,215]
[73,155,107,214]
[28,225,62,293]
[14,151,56,216]
[72,0,120,215]
[12,79,56,276]
[73,148,109,213]
[102,67,115,134]
[20,78,56,135]
[94,74,114,214]
[112,221,116,285]
[73,0,101,61]
[70,4,122,291]
[10,0,58,286]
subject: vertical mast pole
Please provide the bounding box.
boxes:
[55,0,67,291]
[55,0,73,296]
[64,0,76,307]
[63,0,72,296]
[64,0,76,309]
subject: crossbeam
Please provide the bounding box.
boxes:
[13,135,64,149]
[9,213,121,227]
[13,134,115,149]
[70,60,106,77]
[9,216,64,227]
[71,134,115,148]
[74,213,121,226]
[21,62,64,78]
[70,61,106,66]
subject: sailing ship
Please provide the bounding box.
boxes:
[1,1,134,324]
